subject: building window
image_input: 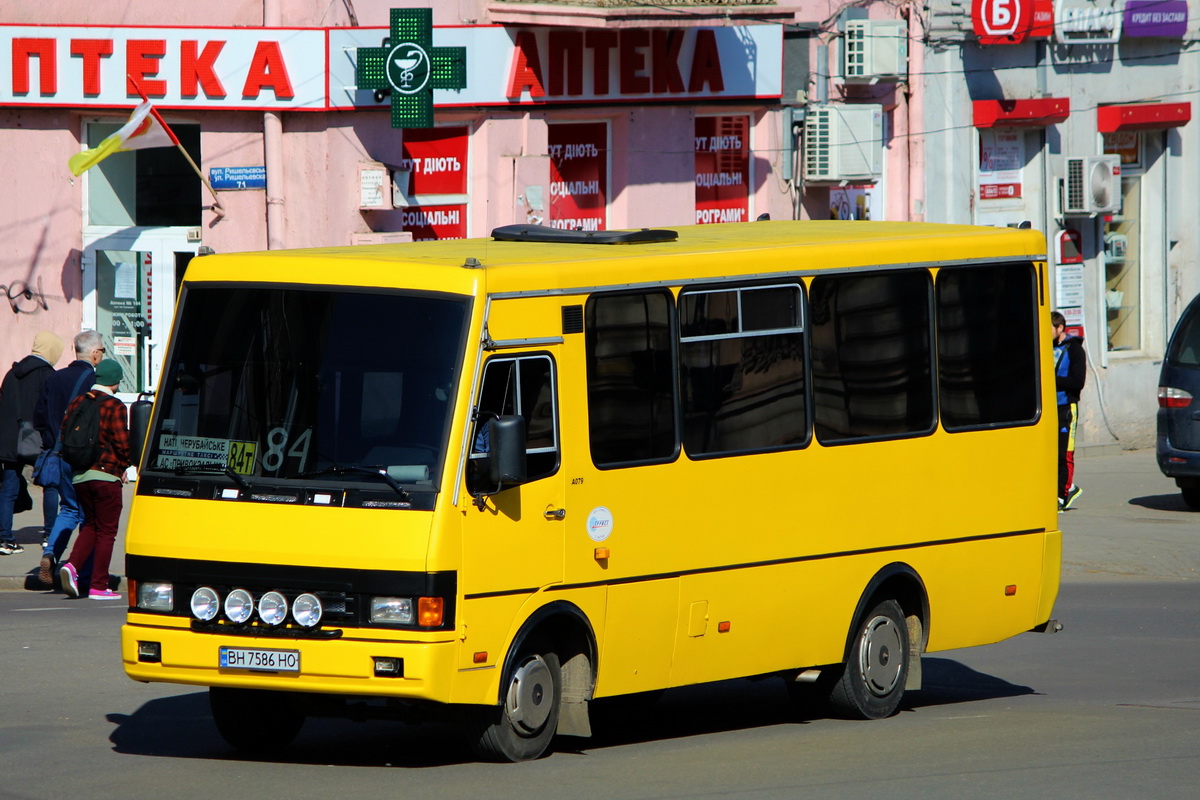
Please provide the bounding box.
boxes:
[548,121,608,232]
[937,263,1040,430]
[586,291,677,467]
[809,271,935,443]
[85,121,201,227]
[678,283,806,456]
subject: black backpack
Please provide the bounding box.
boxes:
[60,392,103,471]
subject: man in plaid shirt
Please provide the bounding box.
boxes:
[58,359,131,600]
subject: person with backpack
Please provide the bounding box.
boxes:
[33,330,104,584]
[0,331,64,555]
[58,359,130,600]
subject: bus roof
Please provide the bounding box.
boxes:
[185,221,1048,297]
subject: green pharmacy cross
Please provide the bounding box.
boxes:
[355,8,467,128]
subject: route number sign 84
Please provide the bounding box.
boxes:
[972,0,1032,44]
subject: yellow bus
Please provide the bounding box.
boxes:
[121,220,1061,761]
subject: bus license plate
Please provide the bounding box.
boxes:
[219,646,300,672]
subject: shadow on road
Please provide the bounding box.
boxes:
[1128,493,1198,513]
[107,656,1035,766]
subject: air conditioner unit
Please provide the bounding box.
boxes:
[1063,155,1121,215]
[843,20,908,82]
[803,105,884,182]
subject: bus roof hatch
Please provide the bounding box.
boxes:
[490,224,677,245]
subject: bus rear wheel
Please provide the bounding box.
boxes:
[470,648,562,762]
[827,599,909,720]
[209,687,305,753]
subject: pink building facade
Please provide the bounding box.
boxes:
[1,1,917,398]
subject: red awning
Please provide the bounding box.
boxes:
[1097,102,1192,132]
[973,98,1070,128]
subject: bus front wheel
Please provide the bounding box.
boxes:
[470,648,562,762]
[827,599,909,720]
[209,687,305,753]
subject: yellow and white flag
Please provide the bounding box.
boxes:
[68,100,179,176]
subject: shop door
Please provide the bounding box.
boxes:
[82,231,197,401]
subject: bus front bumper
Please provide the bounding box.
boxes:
[122,617,459,702]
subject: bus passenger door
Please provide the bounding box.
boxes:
[460,353,565,656]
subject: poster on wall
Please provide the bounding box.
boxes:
[829,185,880,220]
[548,122,608,231]
[399,204,467,241]
[694,115,750,224]
[398,126,469,239]
[978,129,1024,200]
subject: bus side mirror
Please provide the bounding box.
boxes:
[130,395,154,466]
[488,415,527,486]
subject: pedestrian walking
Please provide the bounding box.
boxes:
[0,331,64,555]
[59,359,130,600]
[1052,311,1086,510]
[34,330,104,583]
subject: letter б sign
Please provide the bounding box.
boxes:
[355,8,467,128]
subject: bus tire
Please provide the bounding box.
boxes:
[827,599,909,720]
[209,687,305,752]
[471,648,562,762]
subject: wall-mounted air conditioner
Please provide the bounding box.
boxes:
[843,20,908,82]
[803,104,884,182]
[1062,155,1121,215]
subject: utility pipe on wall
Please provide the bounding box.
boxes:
[264,0,285,249]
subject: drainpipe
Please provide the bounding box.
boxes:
[264,0,285,249]
[905,6,925,222]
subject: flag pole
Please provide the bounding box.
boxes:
[130,76,225,219]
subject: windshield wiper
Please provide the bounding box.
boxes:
[298,464,412,501]
[171,463,251,491]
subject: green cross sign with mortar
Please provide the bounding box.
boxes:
[355,8,467,128]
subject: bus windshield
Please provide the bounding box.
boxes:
[143,285,470,490]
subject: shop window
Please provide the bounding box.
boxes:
[678,283,807,456]
[548,122,608,232]
[85,122,201,227]
[1103,173,1141,353]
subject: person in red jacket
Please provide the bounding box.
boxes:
[58,359,131,600]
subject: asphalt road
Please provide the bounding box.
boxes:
[0,449,1196,799]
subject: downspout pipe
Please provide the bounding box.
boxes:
[264,0,285,249]
[905,6,925,222]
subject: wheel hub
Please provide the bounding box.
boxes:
[859,614,904,696]
[505,654,553,734]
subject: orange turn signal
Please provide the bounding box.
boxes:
[594,547,610,561]
[1005,585,1017,596]
[473,651,488,664]
[418,596,444,626]
[717,621,731,633]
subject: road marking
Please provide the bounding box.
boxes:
[14,607,76,612]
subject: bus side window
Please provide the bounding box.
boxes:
[468,355,559,493]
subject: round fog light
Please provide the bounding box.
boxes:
[258,591,288,626]
[224,588,254,624]
[292,593,323,627]
[190,586,220,621]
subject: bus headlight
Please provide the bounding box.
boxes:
[224,588,254,624]
[257,591,288,626]
[190,586,220,621]
[136,581,174,612]
[292,593,323,627]
[370,596,414,625]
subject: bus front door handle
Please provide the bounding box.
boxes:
[544,506,566,520]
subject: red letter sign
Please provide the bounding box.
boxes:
[973,0,1033,45]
